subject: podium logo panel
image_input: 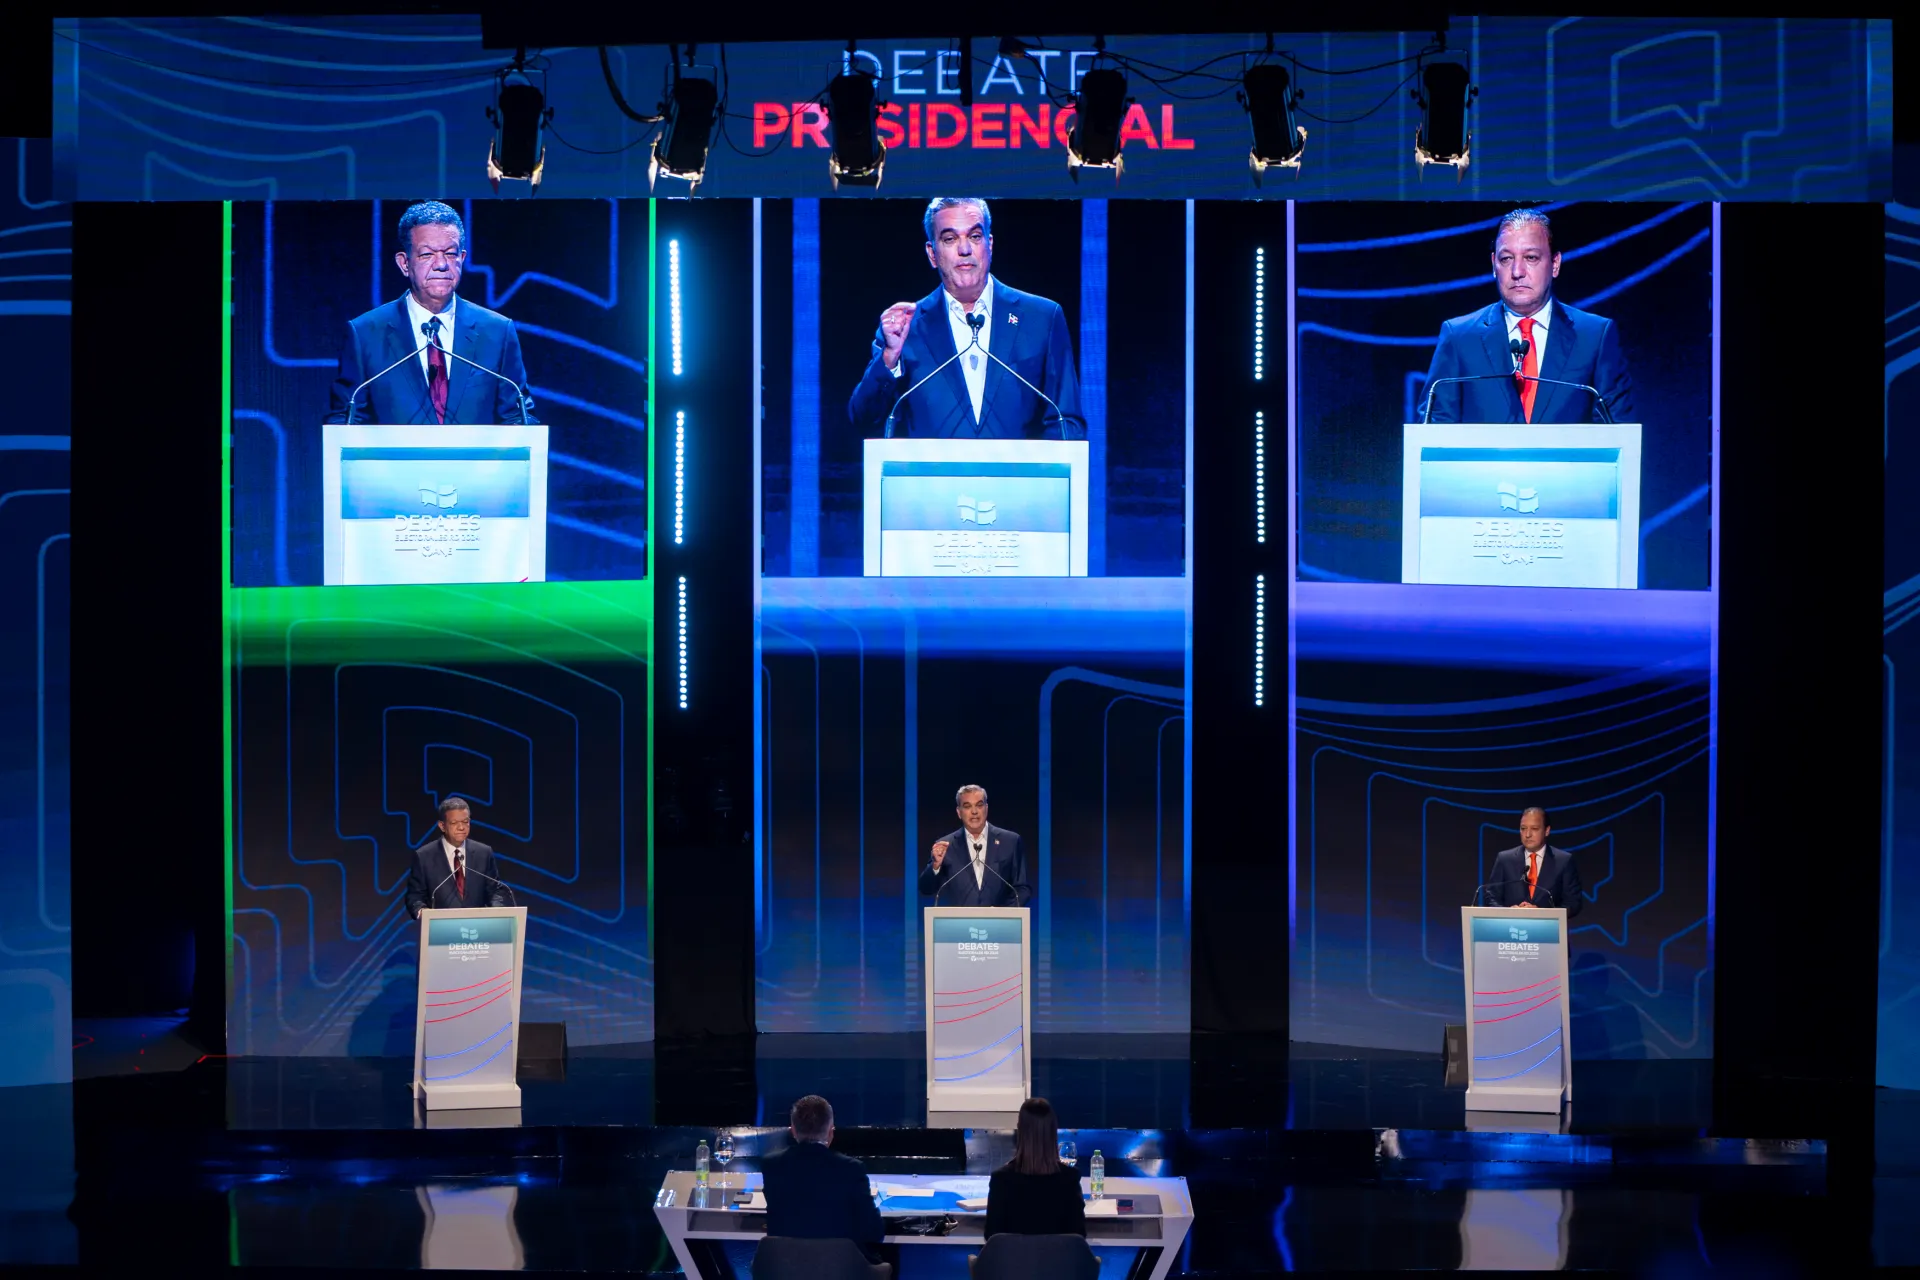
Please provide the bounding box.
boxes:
[335,445,537,585]
[879,462,1071,576]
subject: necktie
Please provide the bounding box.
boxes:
[454,849,466,902]
[1516,315,1538,422]
[1526,852,1539,900]
[425,316,449,423]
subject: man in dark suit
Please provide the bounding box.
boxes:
[405,796,512,918]
[1422,208,1634,426]
[327,200,536,426]
[918,784,1029,908]
[1484,806,1584,916]
[848,197,1081,440]
[760,1094,886,1252]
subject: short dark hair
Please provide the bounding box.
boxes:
[438,796,472,819]
[1008,1097,1061,1175]
[399,200,465,253]
[1521,806,1551,828]
[790,1094,833,1143]
[1491,207,1553,256]
[924,197,991,245]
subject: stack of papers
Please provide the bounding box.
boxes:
[1086,1199,1119,1216]
[872,1184,936,1199]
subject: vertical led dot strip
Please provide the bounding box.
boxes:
[1254,574,1267,707]
[674,410,686,545]
[1255,409,1267,544]
[669,237,684,377]
[1253,246,1266,381]
[677,576,689,710]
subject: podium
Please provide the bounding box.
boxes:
[924,907,1032,1124]
[322,423,549,585]
[865,439,1089,576]
[1402,423,1642,588]
[412,906,528,1110]
[1460,906,1572,1113]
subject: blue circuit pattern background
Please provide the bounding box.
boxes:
[1882,203,1919,1089]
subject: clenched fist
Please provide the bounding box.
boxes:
[930,840,950,869]
[879,302,916,369]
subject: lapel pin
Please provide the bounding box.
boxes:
[1006,312,1018,326]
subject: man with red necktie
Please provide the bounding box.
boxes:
[405,795,512,918]
[1485,806,1585,916]
[1420,208,1636,427]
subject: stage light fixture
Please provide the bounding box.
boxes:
[1413,59,1475,179]
[824,69,885,190]
[1240,63,1306,184]
[486,53,553,194]
[651,58,719,192]
[1067,66,1129,182]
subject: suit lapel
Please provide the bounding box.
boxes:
[1534,305,1573,424]
[1478,305,1525,422]
[387,299,433,422]
[445,302,478,423]
[916,292,975,434]
[977,291,1014,433]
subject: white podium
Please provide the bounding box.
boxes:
[924,906,1032,1125]
[1460,906,1572,1113]
[864,439,1089,576]
[412,906,528,1110]
[322,423,549,585]
[1402,423,1642,588]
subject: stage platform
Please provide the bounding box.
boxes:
[24,1033,1895,1276]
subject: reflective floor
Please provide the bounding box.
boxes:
[6,1034,1913,1276]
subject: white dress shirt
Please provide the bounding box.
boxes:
[1503,297,1552,373]
[441,837,468,877]
[964,826,990,890]
[406,292,458,384]
[889,276,995,425]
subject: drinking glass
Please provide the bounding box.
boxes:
[1058,1138,1077,1167]
[714,1132,735,1190]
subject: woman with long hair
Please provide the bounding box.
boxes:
[984,1097,1087,1238]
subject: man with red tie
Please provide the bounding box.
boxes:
[327,201,536,425]
[405,796,513,918]
[1486,807,1584,916]
[1421,208,1634,426]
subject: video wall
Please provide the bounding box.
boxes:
[756,198,1191,1034]
[1288,203,1718,1059]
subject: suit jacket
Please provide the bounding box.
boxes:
[405,838,512,918]
[1486,844,1584,917]
[760,1141,885,1246]
[918,824,1029,908]
[847,281,1081,439]
[327,294,537,425]
[985,1164,1087,1239]
[1422,300,1634,426]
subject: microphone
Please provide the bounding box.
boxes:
[344,339,433,426]
[965,312,1086,441]
[975,853,1026,907]
[882,342,968,440]
[1419,372,1614,425]
[1470,877,1528,908]
[423,322,535,424]
[461,854,520,908]
[1506,333,1612,423]
[416,864,458,919]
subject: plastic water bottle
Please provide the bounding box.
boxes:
[695,1139,710,1189]
[1090,1150,1105,1200]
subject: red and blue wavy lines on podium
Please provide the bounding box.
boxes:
[1473,983,1561,1024]
[426,973,514,1022]
[424,1025,515,1081]
[1473,1026,1562,1062]
[932,1026,1024,1083]
[1475,1044,1563,1083]
[1474,974,1562,998]
[935,986,1023,1024]
[933,971,1022,998]
[425,968,511,996]
[423,1021,511,1062]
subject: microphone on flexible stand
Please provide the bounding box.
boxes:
[344,340,433,425]
[415,865,457,919]
[1420,372,1614,425]
[461,856,520,908]
[963,311,1085,440]
[422,322,536,424]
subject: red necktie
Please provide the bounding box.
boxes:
[1526,852,1539,901]
[454,849,466,902]
[426,317,449,423]
[1516,315,1538,423]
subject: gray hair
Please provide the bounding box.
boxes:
[924,197,991,246]
[955,784,988,806]
[399,200,466,253]
[438,796,472,818]
[1490,207,1553,255]
[791,1094,833,1142]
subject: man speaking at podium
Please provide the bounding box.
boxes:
[1422,208,1634,426]
[849,197,1081,440]
[327,201,537,425]
[920,784,1030,908]
[405,796,513,918]
[1484,807,1584,916]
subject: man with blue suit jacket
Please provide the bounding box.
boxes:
[919,784,1030,908]
[760,1094,887,1259]
[405,796,513,918]
[1483,807,1584,917]
[327,201,537,426]
[1422,208,1634,426]
[848,197,1081,440]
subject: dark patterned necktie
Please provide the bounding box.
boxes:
[454,849,466,901]
[425,316,448,423]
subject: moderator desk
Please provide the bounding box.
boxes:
[652,1169,1193,1279]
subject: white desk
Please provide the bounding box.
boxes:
[652,1169,1193,1279]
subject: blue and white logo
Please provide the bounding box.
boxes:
[1508,925,1529,942]
[956,494,998,526]
[460,925,479,940]
[969,926,988,940]
[1496,482,1539,514]
[420,485,459,509]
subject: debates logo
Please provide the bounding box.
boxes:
[1497,482,1540,514]
[957,494,998,525]
[1508,925,1529,942]
[460,926,479,940]
[420,485,459,509]
[969,927,988,940]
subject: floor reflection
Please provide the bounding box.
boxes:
[1458,1188,1568,1270]
[417,1183,524,1270]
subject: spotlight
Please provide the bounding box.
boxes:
[1413,59,1475,179]
[1240,63,1306,185]
[1067,66,1129,182]
[485,52,552,194]
[825,70,885,190]
[651,56,719,193]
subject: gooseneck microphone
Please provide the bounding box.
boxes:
[423,322,536,424]
[345,339,433,425]
[416,864,458,919]
[964,311,1086,440]
[1419,372,1615,425]
[461,856,520,907]
[882,329,968,440]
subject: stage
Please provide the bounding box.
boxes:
[30,1033,1895,1277]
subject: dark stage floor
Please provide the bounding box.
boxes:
[7,1034,1911,1276]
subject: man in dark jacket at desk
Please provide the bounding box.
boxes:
[761,1094,885,1255]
